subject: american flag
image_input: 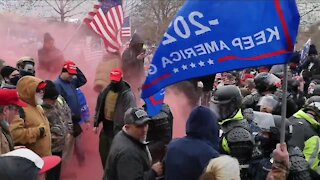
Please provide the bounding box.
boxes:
[84,0,124,53]
[121,16,131,38]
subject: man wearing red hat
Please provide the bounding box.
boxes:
[0,89,27,154]
[55,60,87,137]
[55,60,87,164]
[94,68,136,168]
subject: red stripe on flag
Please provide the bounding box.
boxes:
[142,73,172,90]
[150,96,164,105]
[84,3,124,53]
[218,49,289,62]
[274,0,294,51]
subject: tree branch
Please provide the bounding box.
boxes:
[64,0,86,15]
[301,4,320,17]
[44,0,61,14]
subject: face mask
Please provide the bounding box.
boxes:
[35,93,43,105]
[9,76,20,85]
[24,64,34,73]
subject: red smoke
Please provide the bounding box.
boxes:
[0,14,103,180]
[0,13,195,179]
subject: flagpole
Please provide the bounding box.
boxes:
[280,63,288,144]
[62,21,83,52]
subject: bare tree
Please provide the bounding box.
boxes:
[41,0,86,22]
[131,0,185,44]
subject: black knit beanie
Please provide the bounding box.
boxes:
[0,66,18,78]
[43,80,59,100]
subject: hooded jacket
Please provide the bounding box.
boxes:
[9,76,52,157]
[164,106,220,180]
[121,33,145,80]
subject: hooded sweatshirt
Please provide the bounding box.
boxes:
[164,106,220,180]
[121,33,145,80]
[9,76,52,157]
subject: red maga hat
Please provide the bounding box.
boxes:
[0,89,27,107]
[63,61,77,75]
[110,68,123,82]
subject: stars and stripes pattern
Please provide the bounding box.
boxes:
[84,0,124,53]
[121,16,131,38]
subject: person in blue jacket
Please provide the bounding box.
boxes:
[54,60,87,137]
[164,106,220,180]
[54,60,87,165]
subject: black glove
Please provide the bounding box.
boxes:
[39,127,45,138]
[18,108,26,119]
[72,115,81,123]
[72,123,83,137]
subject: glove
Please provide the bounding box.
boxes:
[72,115,81,123]
[19,108,26,119]
[39,126,45,138]
[72,123,83,137]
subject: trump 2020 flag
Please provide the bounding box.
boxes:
[141,0,300,99]
[144,89,165,117]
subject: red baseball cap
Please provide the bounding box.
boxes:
[0,89,27,107]
[110,69,123,82]
[63,61,77,75]
[1,148,61,175]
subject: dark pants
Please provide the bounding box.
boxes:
[99,130,113,169]
[46,151,62,180]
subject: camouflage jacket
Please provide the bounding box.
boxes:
[42,96,73,152]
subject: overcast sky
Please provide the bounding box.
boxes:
[0,0,319,26]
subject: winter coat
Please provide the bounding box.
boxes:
[54,67,87,119]
[94,53,120,92]
[121,33,145,81]
[146,103,173,163]
[9,76,52,157]
[164,106,220,180]
[42,96,73,153]
[0,120,13,154]
[94,81,136,135]
[288,110,320,173]
[104,131,156,180]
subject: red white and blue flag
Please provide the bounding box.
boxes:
[121,16,131,38]
[84,0,124,53]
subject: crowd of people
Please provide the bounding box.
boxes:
[1,30,320,180]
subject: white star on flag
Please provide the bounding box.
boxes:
[207,59,214,65]
[173,68,179,73]
[190,63,196,68]
[182,65,188,70]
[198,61,205,67]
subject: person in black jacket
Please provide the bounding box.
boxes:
[104,107,163,180]
[145,103,173,163]
[94,68,136,168]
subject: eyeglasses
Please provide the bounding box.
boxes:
[8,105,20,112]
